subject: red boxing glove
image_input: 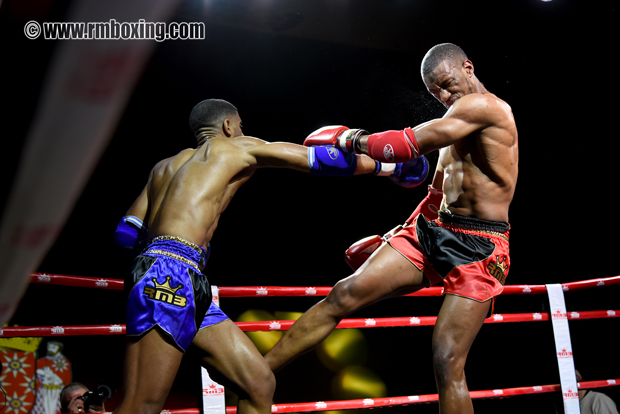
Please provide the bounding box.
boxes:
[344,225,403,271]
[304,125,368,153]
[344,235,384,270]
[405,185,444,225]
[366,127,420,163]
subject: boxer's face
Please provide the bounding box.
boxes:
[424,59,474,109]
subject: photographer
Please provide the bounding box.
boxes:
[59,382,106,413]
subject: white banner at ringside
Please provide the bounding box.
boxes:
[202,286,226,414]
[0,0,180,325]
[546,284,581,414]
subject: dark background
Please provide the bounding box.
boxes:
[2,0,619,413]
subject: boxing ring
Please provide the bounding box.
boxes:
[1,273,619,414]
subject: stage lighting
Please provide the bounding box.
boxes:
[332,365,387,399]
[236,309,282,354]
[317,328,368,371]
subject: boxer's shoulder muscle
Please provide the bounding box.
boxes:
[231,135,268,149]
[205,136,263,164]
[229,135,276,166]
[177,138,250,180]
[182,138,260,191]
[451,93,517,146]
[449,93,509,125]
[146,149,195,194]
[151,149,196,178]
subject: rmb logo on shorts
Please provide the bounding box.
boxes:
[487,255,508,285]
[143,276,187,307]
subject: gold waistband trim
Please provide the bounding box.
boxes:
[151,235,204,255]
[144,249,201,273]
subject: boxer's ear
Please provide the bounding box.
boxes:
[222,118,234,137]
[463,59,474,77]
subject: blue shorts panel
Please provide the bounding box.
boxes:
[199,302,230,330]
[126,237,212,352]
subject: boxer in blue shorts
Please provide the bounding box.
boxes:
[113,99,426,414]
[127,236,230,351]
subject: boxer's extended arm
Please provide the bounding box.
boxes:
[410,96,491,154]
[357,94,495,160]
[247,140,377,175]
[301,127,429,183]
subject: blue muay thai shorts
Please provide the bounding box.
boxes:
[126,235,228,351]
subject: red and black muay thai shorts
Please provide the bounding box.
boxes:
[388,210,510,312]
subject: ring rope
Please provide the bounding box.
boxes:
[2,310,617,337]
[143,379,619,414]
[244,379,619,414]
[30,273,124,290]
[19,273,619,413]
[28,273,620,295]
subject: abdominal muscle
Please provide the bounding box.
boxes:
[439,148,512,223]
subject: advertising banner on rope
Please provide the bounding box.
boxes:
[546,284,581,414]
[202,286,226,414]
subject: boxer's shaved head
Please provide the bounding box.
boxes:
[421,43,468,82]
[189,99,238,139]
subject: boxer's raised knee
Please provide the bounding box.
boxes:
[324,277,361,317]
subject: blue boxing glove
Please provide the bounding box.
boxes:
[114,215,148,256]
[308,145,358,176]
[388,156,429,188]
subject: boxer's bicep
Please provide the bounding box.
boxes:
[413,95,492,153]
[415,109,488,153]
[413,116,478,153]
[248,142,310,171]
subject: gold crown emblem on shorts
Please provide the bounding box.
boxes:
[152,276,182,294]
[487,255,508,285]
[495,256,508,273]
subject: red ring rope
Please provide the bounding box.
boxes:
[30,272,124,290]
[146,379,619,414]
[18,273,619,413]
[1,310,617,337]
[28,273,620,295]
[239,379,619,414]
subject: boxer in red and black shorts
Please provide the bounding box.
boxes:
[265,43,519,414]
[389,210,510,315]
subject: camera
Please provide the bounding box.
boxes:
[80,383,115,412]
